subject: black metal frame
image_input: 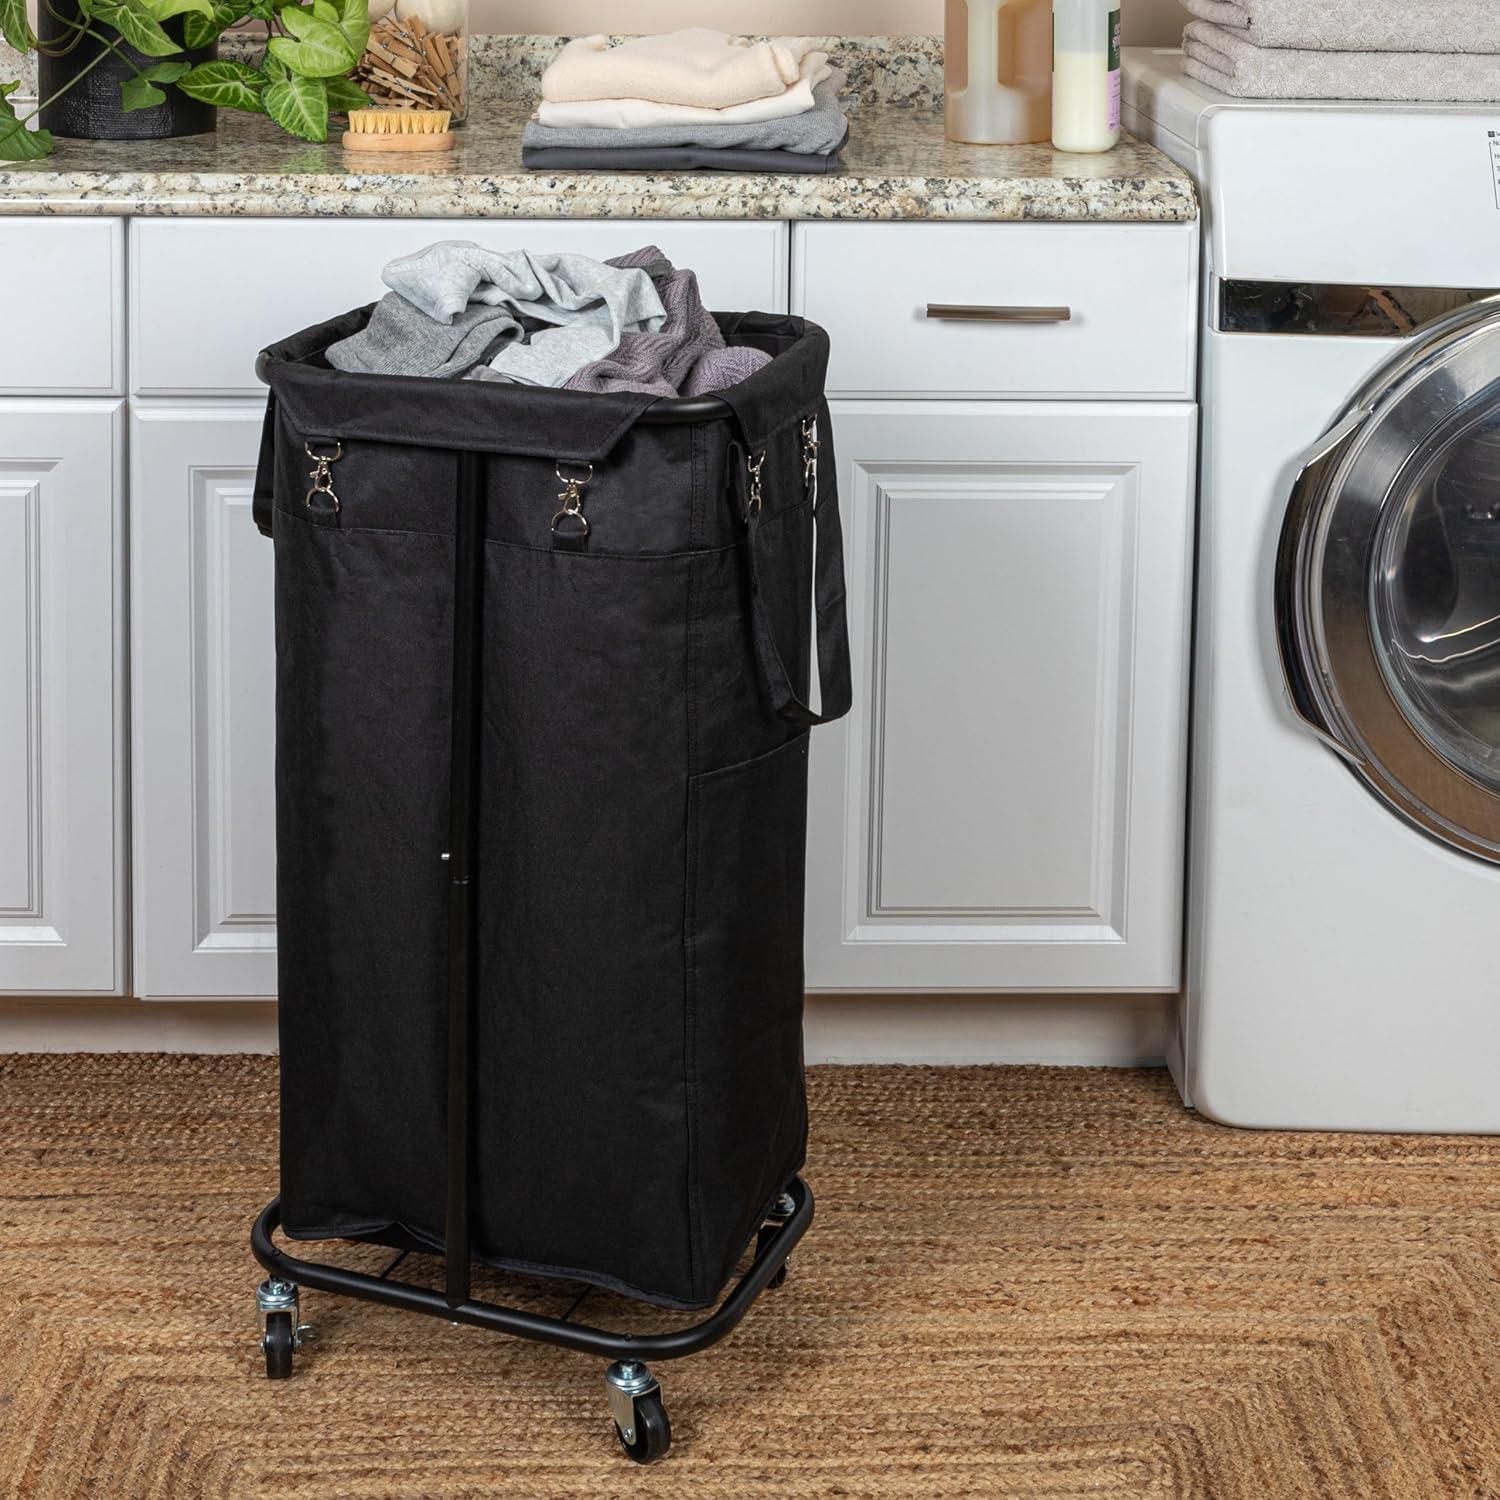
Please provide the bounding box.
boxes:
[250,1179,811,1362]
[251,399,812,1367]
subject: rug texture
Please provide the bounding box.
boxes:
[1,1055,1497,1499]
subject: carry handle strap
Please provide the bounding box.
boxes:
[253,395,278,539]
[736,415,853,730]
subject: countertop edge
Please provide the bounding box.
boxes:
[0,174,1199,222]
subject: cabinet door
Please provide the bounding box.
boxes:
[0,402,124,993]
[131,406,276,998]
[806,401,1195,992]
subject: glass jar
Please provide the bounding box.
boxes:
[359,0,470,123]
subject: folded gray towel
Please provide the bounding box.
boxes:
[523,69,849,155]
[328,242,666,386]
[563,245,772,398]
[523,131,847,175]
[1182,0,1500,55]
[1183,21,1500,102]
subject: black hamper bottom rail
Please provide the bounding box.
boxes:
[251,1179,813,1462]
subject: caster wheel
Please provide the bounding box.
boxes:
[756,1224,790,1288]
[617,1390,671,1464]
[263,1311,295,1380]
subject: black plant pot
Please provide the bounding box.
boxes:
[37,0,217,140]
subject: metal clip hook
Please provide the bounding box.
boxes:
[304,439,343,513]
[745,451,766,517]
[800,416,820,501]
[551,460,593,539]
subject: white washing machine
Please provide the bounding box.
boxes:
[1124,49,1500,1132]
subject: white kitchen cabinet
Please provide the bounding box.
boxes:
[805,400,1196,992]
[0,402,125,994]
[0,209,1199,1010]
[130,406,278,997]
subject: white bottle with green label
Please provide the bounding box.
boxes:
[1051,0,1121,153]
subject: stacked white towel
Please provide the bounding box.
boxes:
[523,29,851,174]
[1181,0,1500,103]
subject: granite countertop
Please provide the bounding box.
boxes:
[0,35,1196,221]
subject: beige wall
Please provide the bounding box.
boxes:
[474,0,1189,48]
[14,0,1190,48]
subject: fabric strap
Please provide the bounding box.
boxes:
[730,405,852,730]
[253,395,278,539]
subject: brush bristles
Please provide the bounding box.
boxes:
[346,108,451,135]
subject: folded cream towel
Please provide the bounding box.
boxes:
[526,72,849,155]
[1182,0,1500,55]
[1183,21,1500,102]
[541,28,821,109]
[538,54,832,129]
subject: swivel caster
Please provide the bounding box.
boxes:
[263,1311,295,1380]
[256,1278,315,1380]
[757,1190,798,1289]
[605,1361,672,1463]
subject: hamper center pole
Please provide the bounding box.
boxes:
[444,449,486,1309]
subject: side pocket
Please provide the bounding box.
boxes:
[685,732,812,1302]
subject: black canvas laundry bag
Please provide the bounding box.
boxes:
[253,307,850,1310]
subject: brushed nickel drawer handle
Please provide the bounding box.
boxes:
[924,303,1073,323]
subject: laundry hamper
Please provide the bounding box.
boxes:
[246,304,850,1462]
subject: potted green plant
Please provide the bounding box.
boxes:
[0,0,371,158]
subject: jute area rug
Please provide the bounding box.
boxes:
[2,1055,1497,1498]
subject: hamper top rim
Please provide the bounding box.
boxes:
[251,349,732,426]
[256,306,830,465]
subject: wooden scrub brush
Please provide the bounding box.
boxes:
[342,108,454,153]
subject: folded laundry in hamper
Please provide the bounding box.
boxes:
[325,243,665,383]
[1183,20,1500,101]
[525,70,849,157]
[1181,0,1500,55]
[563,245,773,398]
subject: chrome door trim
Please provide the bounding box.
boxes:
[1344,293,1500,403]
[1275,409,1371,768]
[1219,281,1498,337]
[1275,295,1500,863]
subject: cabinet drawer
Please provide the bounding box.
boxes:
[0,219,123,395]
[130,218,789,396]
[792,222,1196,399]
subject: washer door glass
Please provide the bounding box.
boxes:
[1373,402,1500,794]
[1280,299,1500,862]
